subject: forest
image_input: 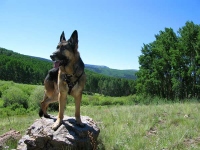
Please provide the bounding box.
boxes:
[136,21,200,100]
[0,21,200,100]
[0,48,136,97]
[0,48,52,84]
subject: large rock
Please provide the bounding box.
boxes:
[0,130,21,149]
[17,116,100,150]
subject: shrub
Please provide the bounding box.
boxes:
[49,103,59,111]
[100,99,112,105]
[2,87,28,109]
[10,103,23,111]
[29,86,44,109]
[15,107,27,115]
[0,98,3,107]
[17,83,36,96]
[112,99,124,105]
[28,86,75,111]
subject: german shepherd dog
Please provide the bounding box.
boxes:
[39,30,86,130]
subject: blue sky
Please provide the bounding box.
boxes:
[0,0,200,70]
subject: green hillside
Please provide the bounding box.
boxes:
[0,47,136,96]
[85,64,137,80]
[28,57,137,80]
[0,47,52,84]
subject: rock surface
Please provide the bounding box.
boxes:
[0,130,21,149]
[17,116,100,150]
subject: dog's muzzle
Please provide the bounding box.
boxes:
[50,51,65,61]
[50,52,62,68]
[50,52,69,68]
[50,54,56,61]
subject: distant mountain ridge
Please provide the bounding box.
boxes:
[85,64,137,80]
[27,55,52,62]
[85,64,109,69]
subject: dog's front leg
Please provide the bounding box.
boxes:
[52,91,67,130]
[74,94,84,127]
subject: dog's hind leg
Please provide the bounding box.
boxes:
[39,91,58,118]
[39,94,50,118]
[39,80,58,118]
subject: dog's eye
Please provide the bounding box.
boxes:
[63,45,68,49]
[60,45,69,50]
[56,46,60,49]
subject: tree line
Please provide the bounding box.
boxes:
[0,48,51,84]
[85,70,136,96]
[136,21,200,100]
[0,48,136,96]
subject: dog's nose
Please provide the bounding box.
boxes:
[50,55,55,61]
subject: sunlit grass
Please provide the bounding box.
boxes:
[0,115,38,135]
[79,103,200,149]
[1,103,200,149]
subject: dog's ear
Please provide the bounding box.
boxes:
[60,31,66,42]
[69,30,78,45]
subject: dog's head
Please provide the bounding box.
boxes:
[50,30,78,68]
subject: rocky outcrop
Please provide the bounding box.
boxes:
[17,116,100,150]
[0,130,21,149]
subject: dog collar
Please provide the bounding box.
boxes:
[63,71,84,95]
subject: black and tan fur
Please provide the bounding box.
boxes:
[39,30,86,130]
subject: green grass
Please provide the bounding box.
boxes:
[1,80,200,149]
[1,103,200,149]
[0,98,3,107]
[0,80,136,109]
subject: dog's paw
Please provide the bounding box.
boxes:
[52,119,62,131]
[76,117,85,128]
[38,108,44,117]
[75,119,85,128]
[44,114,50,118]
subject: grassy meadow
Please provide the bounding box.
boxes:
[0,80,200,149]
[1,104,200,149]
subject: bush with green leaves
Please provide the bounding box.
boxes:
[2,87,28,109]
[29,86,44,109]
[29,86,60,111]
